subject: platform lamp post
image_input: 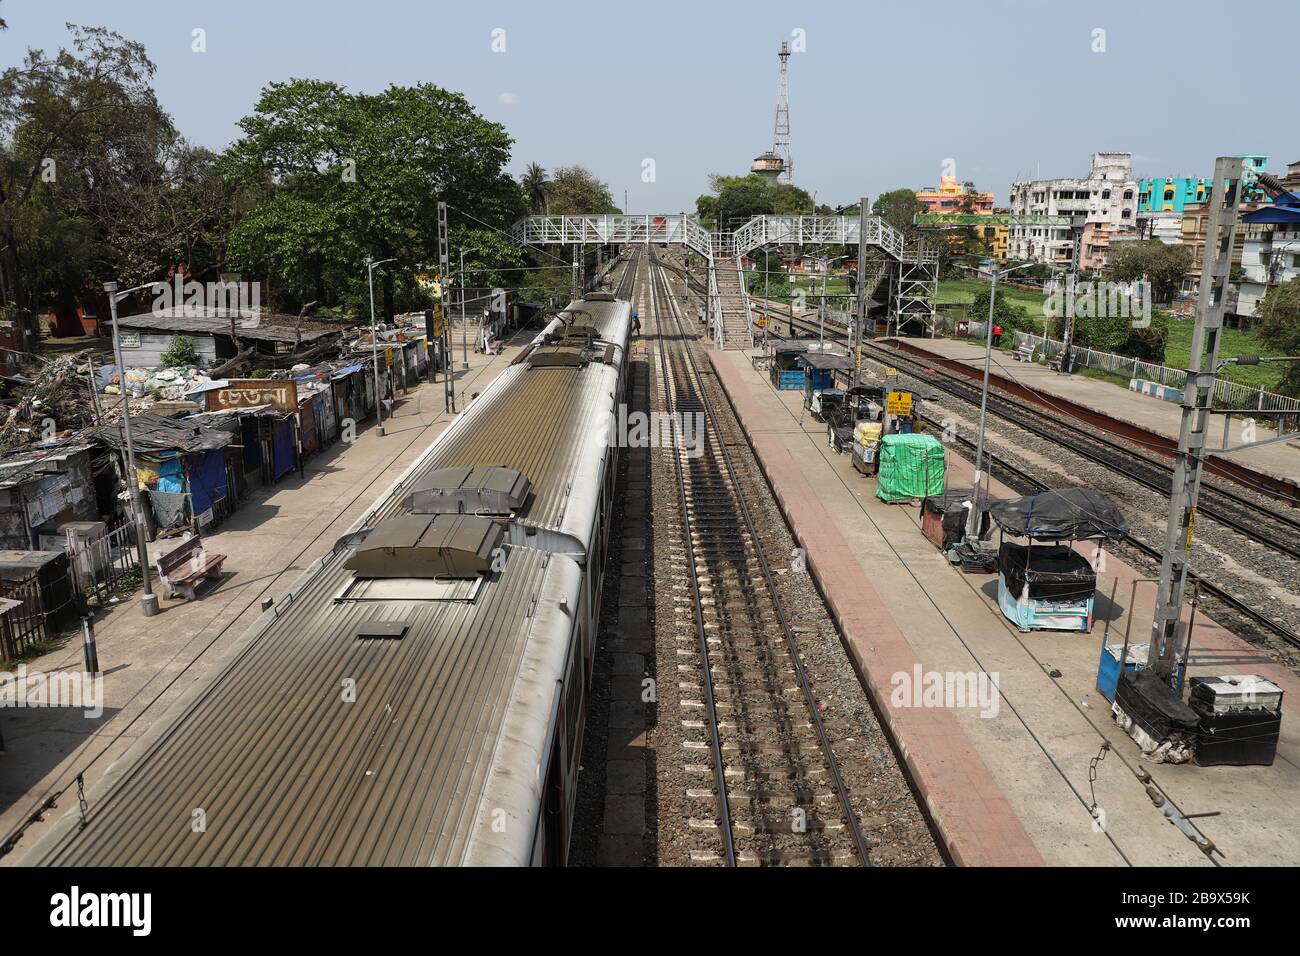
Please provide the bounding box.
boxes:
[103,281,160,617]
[366,256,397,436]
[963,260,1036,543]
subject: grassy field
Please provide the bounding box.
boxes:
[937,277,1048,316]
[1163,319,1284,390]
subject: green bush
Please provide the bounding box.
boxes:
[160,334,200,368]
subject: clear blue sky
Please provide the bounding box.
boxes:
[4,0,1295,213]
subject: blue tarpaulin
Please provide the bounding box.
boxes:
[186,448,228,517]
[272,417,296,480]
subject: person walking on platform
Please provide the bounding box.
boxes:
[992,323,1003,348]
[631,308,641,336]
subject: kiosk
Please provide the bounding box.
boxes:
[987,488,1127,633]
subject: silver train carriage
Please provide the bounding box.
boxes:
[24,290,632,867]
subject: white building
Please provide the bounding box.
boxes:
[1008,152,1140,267]
[1238,203,1300,321]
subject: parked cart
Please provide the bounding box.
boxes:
[987,488,1127,633]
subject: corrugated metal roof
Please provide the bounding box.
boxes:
[372,363,616,542]
[35,544,572,866]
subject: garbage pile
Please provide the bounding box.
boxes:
[102,365,217,402]
[0,349,103,446]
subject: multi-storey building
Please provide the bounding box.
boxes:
[1008,152,1139,269]
[1238,184,1300,322]
[915,175,995,214]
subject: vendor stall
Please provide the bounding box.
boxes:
[769,343,809,390]
[987,488,1127,633]
[800,353,853,418]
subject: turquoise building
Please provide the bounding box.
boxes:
[1138,155,1269,212]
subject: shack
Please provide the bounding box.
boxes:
[0,442,100,550]
[93,414,238,531]
[110,307,353,372]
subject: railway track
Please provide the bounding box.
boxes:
[647,253,870,866]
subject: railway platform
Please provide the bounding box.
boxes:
[892,336,1300,489]
[710,348,1300,867]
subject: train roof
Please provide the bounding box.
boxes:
[29,542,582,866]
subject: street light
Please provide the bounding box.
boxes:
[366,256,396,436]
[103,280,160,618]
[960,259,1036,542]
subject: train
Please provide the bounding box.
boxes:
[23,280,634,867]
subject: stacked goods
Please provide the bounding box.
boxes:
[1113,670,1201,763]
[1189,675,1283,767]
[875,433,945,502]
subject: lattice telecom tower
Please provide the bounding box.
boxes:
[773,41,792,184]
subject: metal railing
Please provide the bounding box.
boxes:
[1001,329,1300,431]
[511,214,714,259]
[69,518,142,610]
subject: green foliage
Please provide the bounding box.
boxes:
[971,286,1035,337]
[520,162,549,213]
[224,78,527,317]
[872,189,925,238]
[1,24,234,315]
[695,173,813,230]
[1254,278,1300,396]
[160,333,199,368]
[1106,240,1192,304]
[544,165,618,214]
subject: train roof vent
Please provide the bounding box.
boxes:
[403,465,531,515]
[583,291,615,302]
[345,514,503,579]
[354,621,410,640]
[527,343,587,367]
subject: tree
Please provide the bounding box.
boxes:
[520,162,549,213]
[971,286,1033,341]
[545,165,617,214]
[872,189,925,238]
[1107,240,1192,304]
[1255,278,1300,396]
[0,24,178,315]
[694,173,813,230]
[225,79,527,318]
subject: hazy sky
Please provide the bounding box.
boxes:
[5,0,1295,213]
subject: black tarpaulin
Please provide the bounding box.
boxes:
[988,487,1127,541]
[1115,670,1201,742]
[998,543,1097,600]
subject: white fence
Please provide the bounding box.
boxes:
[1009,330,1300,428]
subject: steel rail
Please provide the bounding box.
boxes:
[651,252,871,865]
[648,250,736,865]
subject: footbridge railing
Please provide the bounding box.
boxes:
[511,214,714,260]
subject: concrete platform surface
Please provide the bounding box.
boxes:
[711,348,1300,867]
[898,336,1300,487]
[0,336,530,863]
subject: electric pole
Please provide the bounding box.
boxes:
[1148,157,1245,683]
[854,196,869,385]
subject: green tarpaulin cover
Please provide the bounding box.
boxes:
[876,433,946,502]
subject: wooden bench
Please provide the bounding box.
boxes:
[156,534,226,601]
[1014,343,1036,363]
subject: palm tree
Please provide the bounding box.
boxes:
[521,163,550,214]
